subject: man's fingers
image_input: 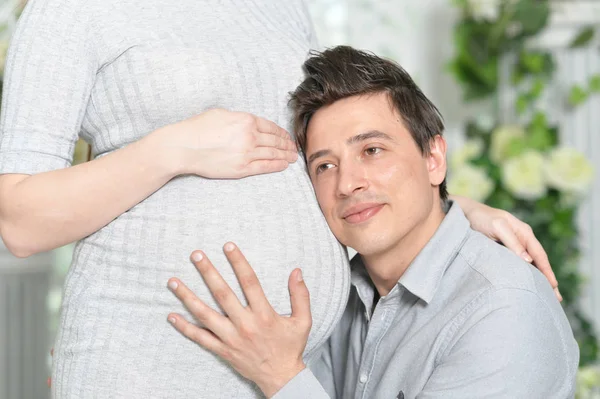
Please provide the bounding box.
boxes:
[167,277,236,336]
[223,243,272,312]
[254,132,297,152]
[288,269,312,329]
[254,116,290,139]
[189,251,247,321]
[168,314,231,359]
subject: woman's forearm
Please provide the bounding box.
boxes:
[0,128,180,258]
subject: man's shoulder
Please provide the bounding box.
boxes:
[457,229,546,296]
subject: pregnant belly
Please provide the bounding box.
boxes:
[64,166,350,356]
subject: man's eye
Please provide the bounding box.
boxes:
[365,147,382,156]
[316,163,334,174]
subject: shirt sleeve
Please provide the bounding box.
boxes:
[0,0,98,175]
[271,368,331,399]
[417,288,579,399]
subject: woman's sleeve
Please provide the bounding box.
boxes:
[0,0,98,175]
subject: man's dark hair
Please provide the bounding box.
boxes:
[289,45,448,201]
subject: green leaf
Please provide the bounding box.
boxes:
[505,137,526,158]
[512,1,550,36]
[531,111,547,129]
[569,26,596,48]
[589,74,600,93]
[530,78,545,99]
[569,85,589,106]
[516,93,529,114]
[527,125,553,151]
[521,52,544,73]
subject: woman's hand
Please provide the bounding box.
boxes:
[158,109,298,179]
[452,195,561,301]
[168,243,311,398]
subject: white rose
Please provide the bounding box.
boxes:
[501,150,546,200]
[447,164,495,203]
[577,365,600,391]
[450,138,484,169]
[544,147,594,195]
[467,0,500,21]
[490,124,526,163]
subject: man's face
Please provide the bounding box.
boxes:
[305,92,447,257]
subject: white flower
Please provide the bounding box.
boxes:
[577,365,600,399]
[502,150,546,200]
[0,40,9,78]
[447,164,495,203]
[506,21,523,38]
[450,138,484,169]
[490,124,526,163]
[475,113,496,132]
[468,0,518,22]
[544,147,594,195]
[467,0,500,21]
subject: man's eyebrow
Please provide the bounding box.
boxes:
[307,149,331,166]
[347,130,394,145]
[307,130,394,167]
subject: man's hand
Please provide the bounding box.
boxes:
[454,195,561,301]
[168,243,311,398]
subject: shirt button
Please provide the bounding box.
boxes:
[359,374,368,384]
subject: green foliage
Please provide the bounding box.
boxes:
[448,0,599,366]
[570,26,596,48]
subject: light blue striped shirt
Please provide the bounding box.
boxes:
[274,202,579,399]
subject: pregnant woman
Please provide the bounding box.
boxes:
[0,0,557,398]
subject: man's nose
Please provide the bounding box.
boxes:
[336,161,368,198]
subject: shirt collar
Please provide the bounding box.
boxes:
[350,201,471,305]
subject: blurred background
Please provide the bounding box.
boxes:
[0,0,599,397]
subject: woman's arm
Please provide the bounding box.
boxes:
[0,0,295,258]
[0,111,297,258]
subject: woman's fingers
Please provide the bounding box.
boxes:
[249,146,298,163]
[254,116,290,139]
[254,131,297,152]
[243,160,290,177]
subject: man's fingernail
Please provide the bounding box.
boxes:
[168,280,178,290]
[168,316,176,325]
[224,242,235,252]
[521,252,532,262]
[191,252,203,262]
[296,269,303,281]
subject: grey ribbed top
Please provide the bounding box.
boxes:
[0,0,350,397]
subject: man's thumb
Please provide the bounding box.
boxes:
[289,269,311,325]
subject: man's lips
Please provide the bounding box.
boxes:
[341,203,385,224]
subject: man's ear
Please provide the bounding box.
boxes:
[427,135,447,186]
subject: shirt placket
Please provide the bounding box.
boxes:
[355,294,399,399]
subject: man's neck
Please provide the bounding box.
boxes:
[361,203,446,297]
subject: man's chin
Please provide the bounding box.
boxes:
[344,235,391,258]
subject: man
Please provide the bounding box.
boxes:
[166,46,579,398]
